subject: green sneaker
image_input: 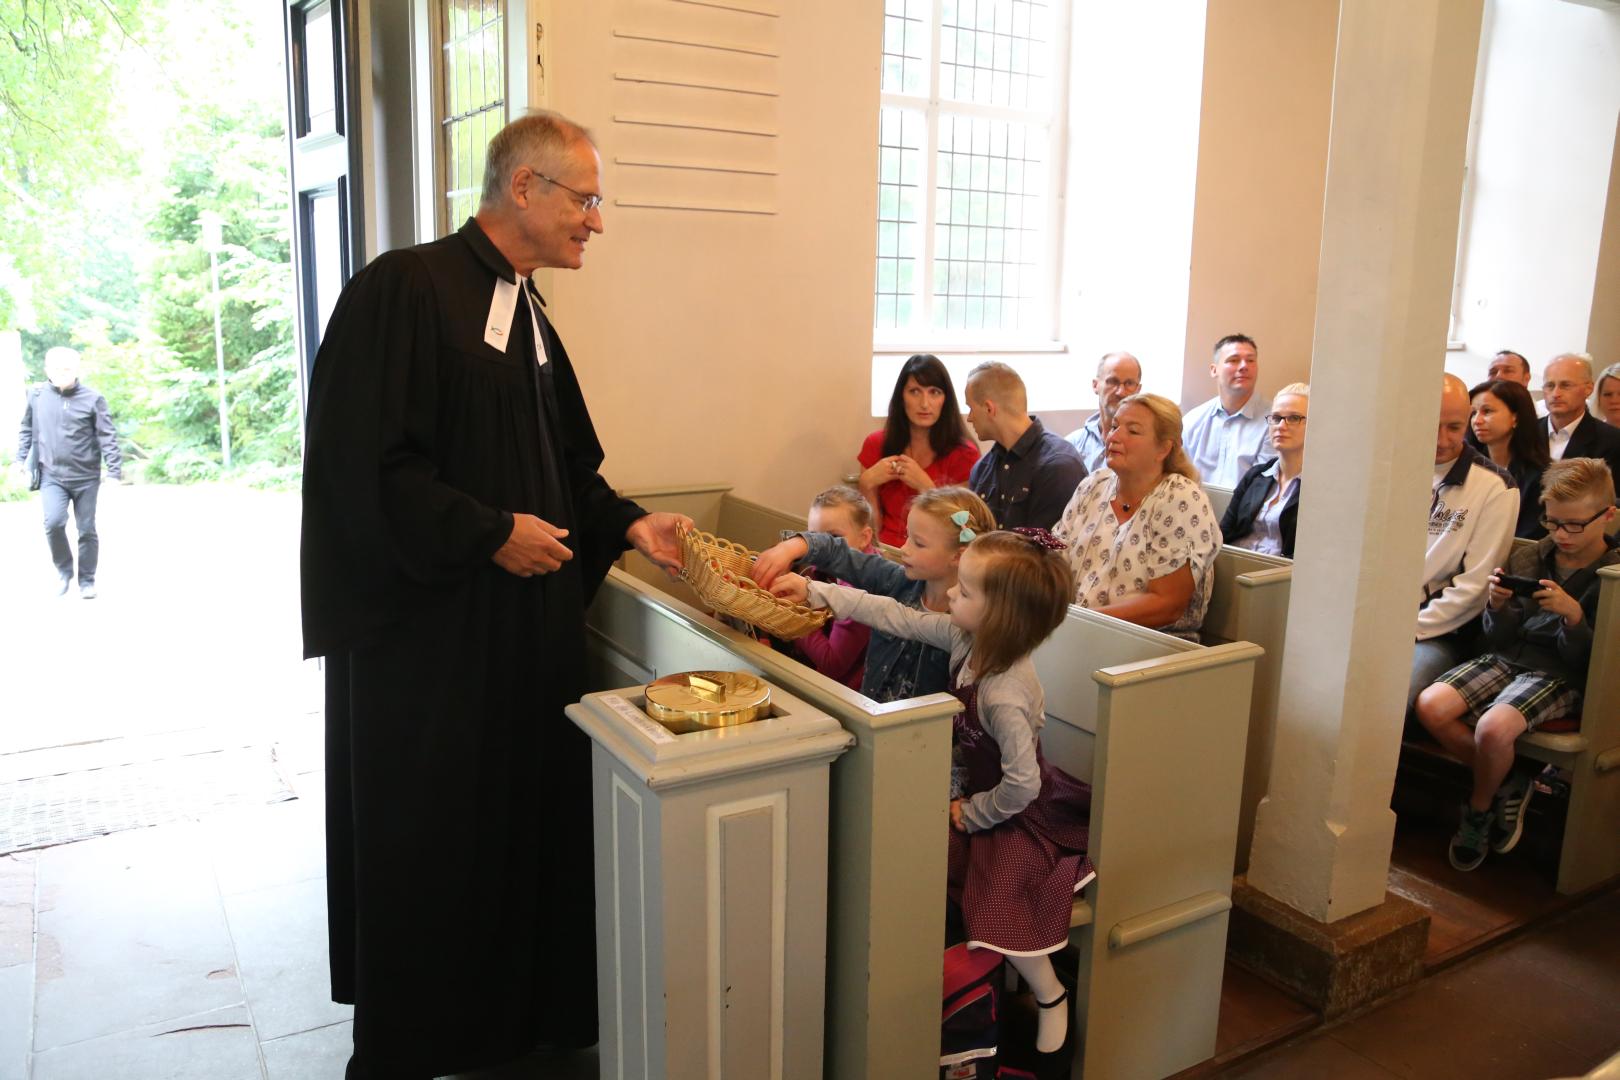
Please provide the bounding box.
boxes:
[1448,805,1492,871]
[1490,770,1536,854]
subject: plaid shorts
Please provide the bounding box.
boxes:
[1436,654,1582,731]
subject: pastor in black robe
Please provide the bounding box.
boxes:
[301,218,646,1076]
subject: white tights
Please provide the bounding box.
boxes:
[1008,953,1067,1053]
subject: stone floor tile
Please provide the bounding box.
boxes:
[0,962,33,1080]
[205,790,327,898]
[30,1004,262,1080]
[0,854,35,967]
[261,1020,351,1080]
[32,825,244,1050]
[225,877,350,1040]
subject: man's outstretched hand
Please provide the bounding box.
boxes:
[627,512,691,578]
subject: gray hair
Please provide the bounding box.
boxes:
[479,111,595,208]
[1095,351,1140,378]
[1547,352,1595,382]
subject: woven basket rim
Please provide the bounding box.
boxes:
[678,526,829,639]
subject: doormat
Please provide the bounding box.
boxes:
[0,747,296,855]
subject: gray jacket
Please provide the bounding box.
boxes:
[18,382,122,485]
[1482,536,1620,686]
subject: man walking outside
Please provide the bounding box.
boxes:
[15,347,122,598]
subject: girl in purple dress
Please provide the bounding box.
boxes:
[774,527,1093,1059]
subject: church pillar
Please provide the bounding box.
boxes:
[1588,112,1620,365]
[1232,0,1484,1016]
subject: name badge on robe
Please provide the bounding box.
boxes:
[484,277,521,353]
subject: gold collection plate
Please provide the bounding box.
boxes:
[643,670,772,735]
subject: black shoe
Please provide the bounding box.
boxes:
[1031,989,1074,1080]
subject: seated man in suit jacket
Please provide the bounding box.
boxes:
[1543,353,1620,502]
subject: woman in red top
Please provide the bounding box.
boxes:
[859,354,981,547]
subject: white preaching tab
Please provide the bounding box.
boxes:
[521,283,551,370]
[484,276,521,352]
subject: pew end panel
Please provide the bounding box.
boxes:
[1497,544,1620,896]
[1072,643,1260,1080]
[1205,484,1234,522]
[1202,546,1293,874]
[585,565,959,1080]
[1529,564,1620,895]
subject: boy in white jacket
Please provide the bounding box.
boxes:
[1409,375,1520,706]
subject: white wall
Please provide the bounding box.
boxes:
[1060,2,1209,410]
[537,0,885,512]
[1450,0,1620,385]
[1181,0,1337,411]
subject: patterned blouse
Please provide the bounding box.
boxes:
[1052,468,1222,639]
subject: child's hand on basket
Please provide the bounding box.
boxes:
[751,536,809,588]
[768,572,810,605]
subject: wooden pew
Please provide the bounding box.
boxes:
[1033,612,1260,1080]
[1200,545,1293,874]
[1503,542,1620,895]
[1205,484,1234,522]
[611,485,1261,1077]
[587,565,959,1080]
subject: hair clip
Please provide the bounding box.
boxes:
[1011,526,1066,552]
[950,509,976,544]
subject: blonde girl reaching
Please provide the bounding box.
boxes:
[770,528,1093,1061]
[751,487,995,703]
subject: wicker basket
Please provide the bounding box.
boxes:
[678,526,831,641]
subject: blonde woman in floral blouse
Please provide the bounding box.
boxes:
[1053,393,1222,639]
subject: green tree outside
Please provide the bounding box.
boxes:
[2,0,298,495]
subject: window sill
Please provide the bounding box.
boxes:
[870,347,1095,417]
[873,342,1069,356]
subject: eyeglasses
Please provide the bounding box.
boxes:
[1265,413,1308,427]
[532,170,603,212]
[1102,378,1140,392]
[1539,509,1610,535]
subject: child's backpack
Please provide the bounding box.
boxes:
[941,943,1037,1080]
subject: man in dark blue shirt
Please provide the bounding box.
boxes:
[965,361,1087,530]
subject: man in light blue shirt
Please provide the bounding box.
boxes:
[1066,350,1141,472]
[1181,333,1270,488]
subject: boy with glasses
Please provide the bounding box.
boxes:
[1414,458,1618,871]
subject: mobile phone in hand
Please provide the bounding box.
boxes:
[1495,573,1544,597]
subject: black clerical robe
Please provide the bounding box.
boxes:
[301,219,645,1076]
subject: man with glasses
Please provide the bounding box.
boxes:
[301,110,688,1079]
[1409,373,1520,710]
[1414,458,1617,871]
[1541,353,1620,490]
[1182,333,1270,488]
[1066,350,1141,472]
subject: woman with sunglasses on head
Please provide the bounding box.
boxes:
[1221,383,1309,559]
[1466,378,1551,539]
[858,354,981,548]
